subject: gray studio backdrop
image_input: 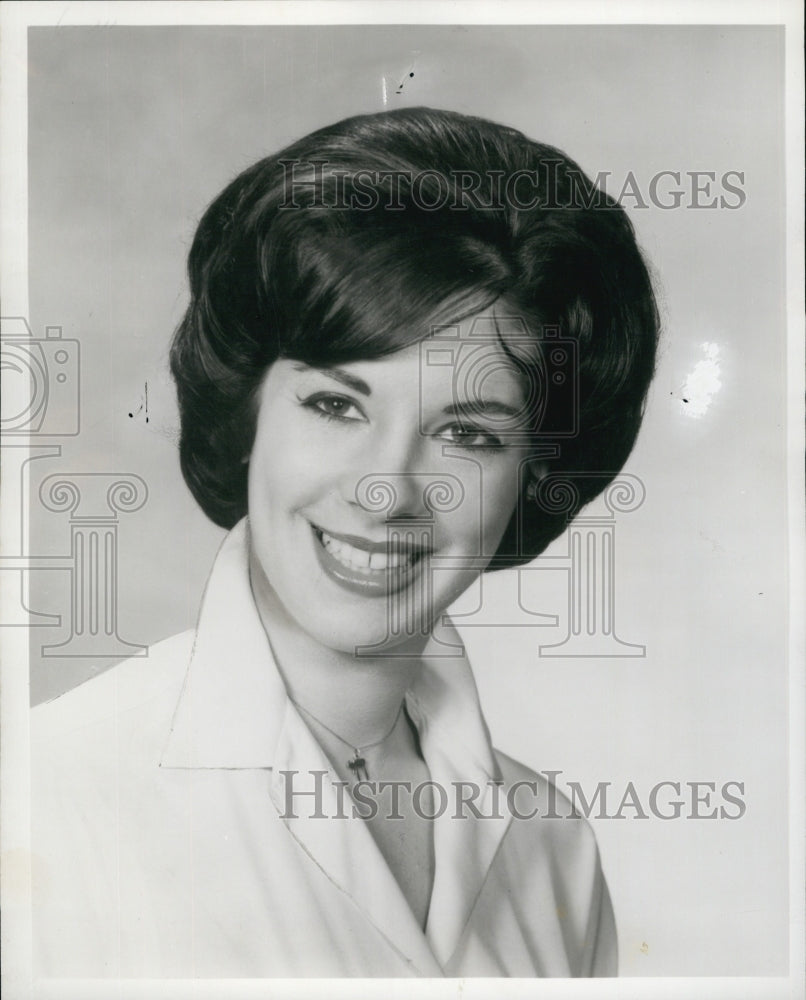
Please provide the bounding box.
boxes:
[24,25,786,976]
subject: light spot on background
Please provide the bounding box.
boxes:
[679,342,722,418]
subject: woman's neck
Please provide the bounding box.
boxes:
[248,548,426,748]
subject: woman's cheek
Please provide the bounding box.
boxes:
[258,422,337,482]
[444,485,495,556]
[285,419,356,470]
[480,470,522,545]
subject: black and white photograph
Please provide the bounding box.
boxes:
[1,2,803,998]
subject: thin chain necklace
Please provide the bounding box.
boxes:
[292,700,403,783]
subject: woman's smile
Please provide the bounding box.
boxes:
[311,522,431,596]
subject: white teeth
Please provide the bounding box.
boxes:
[319,529,414,573]
[326,534,370,568]
[369,550,403,570]
[371,551,399,570]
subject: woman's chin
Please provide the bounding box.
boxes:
[309,615,435,658]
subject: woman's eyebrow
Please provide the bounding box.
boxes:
[289,362,371,396]
[443,399,525,420]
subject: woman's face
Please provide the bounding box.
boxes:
[247,306,536,654]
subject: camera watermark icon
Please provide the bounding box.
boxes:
[0,317,80,435]
[0,314,79,624]
[420,316,578,446]
[1,443,64,626]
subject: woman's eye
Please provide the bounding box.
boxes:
[302,393,364,423]
[439,423,503,450]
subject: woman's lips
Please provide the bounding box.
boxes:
[310,523,431,597]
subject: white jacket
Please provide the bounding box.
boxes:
[31,520,616,978]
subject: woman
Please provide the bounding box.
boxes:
[31,107,659,978]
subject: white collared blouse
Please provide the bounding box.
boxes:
[31,520,617,978]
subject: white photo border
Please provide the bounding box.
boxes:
[1,2,803,999]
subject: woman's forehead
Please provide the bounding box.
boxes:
[423,308,538,362]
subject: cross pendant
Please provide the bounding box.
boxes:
[347,754,368,783]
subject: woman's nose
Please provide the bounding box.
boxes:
[354,471,429,521]
[342,428,437,521]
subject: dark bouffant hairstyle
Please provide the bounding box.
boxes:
[170,107,659,570]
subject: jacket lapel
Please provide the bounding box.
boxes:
[409,624,513,968]
[421,745,512,967]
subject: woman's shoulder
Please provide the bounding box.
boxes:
[29,630,197,976]
[470,750,618,976]
[31,629,194,753]
[492,747,605,866]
